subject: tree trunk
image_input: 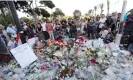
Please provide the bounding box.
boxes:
[107,0,110,15]
[100,9,103,16]
[107,7,109,15]
[100,9,102,16]
[1,8,6,18]
[29,5,39,25]
[95,10,96,17]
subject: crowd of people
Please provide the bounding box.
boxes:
[1,11,133,56]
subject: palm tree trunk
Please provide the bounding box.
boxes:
[95,10,96,17]
[29,5,39,25]
[107,0,110,15]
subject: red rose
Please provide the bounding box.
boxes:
[90,58,96,63]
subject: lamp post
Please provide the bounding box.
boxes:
[7,1,26,44]
[115,0,127,45]
[120,0,127,22]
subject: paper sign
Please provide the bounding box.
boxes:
[10,43,37,68]
[27,38,36,47]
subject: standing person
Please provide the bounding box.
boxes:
[87,22,93,39]
[22,23,28,40]
[116,13,121,29]
[111,13,117,31]
[69,21,77,38]
[54,22,62,40]
[112,13,117,25]
[31,24,37,34]
[36,23,45,41]
[76,21,81,38]
[105,15,115,32]
[95,15,100,28]
[27,24,34,39]
[46,20,54,40]
[61,19,68,35]
[98,14,106,33]
[81,20,86,34]
[40,20,49,40]
[6,23,17,38]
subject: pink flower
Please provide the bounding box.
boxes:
[40,65,46,71]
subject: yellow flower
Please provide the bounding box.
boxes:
[87,49,92,55]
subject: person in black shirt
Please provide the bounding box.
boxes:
[36,23,45,41]
[69,21,77,38]
[105,15,115,32]
[27,24,34,39]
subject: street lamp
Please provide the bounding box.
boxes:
[115,0,127,45]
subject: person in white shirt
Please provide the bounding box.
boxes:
[81,20,86,34]
[99,27,109,38]
[41,20,46,32]
[6,23,17,38]
[40,20,49,40]
[8,37,18,50]
[98,14,106,33]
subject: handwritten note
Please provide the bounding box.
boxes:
[10,43,37,68]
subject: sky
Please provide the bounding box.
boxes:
[17,0,133,18]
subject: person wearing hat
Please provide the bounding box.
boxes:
[105,14,115,32]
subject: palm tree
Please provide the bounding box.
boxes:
[107,0,110,15]
[85,13,88,16]
[99,3,104,16]
[88,9,92,16]
[73,9,81,20]
[92,10,94,16]
[94,6,97,16]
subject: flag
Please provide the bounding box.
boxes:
[16,33,22,46]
